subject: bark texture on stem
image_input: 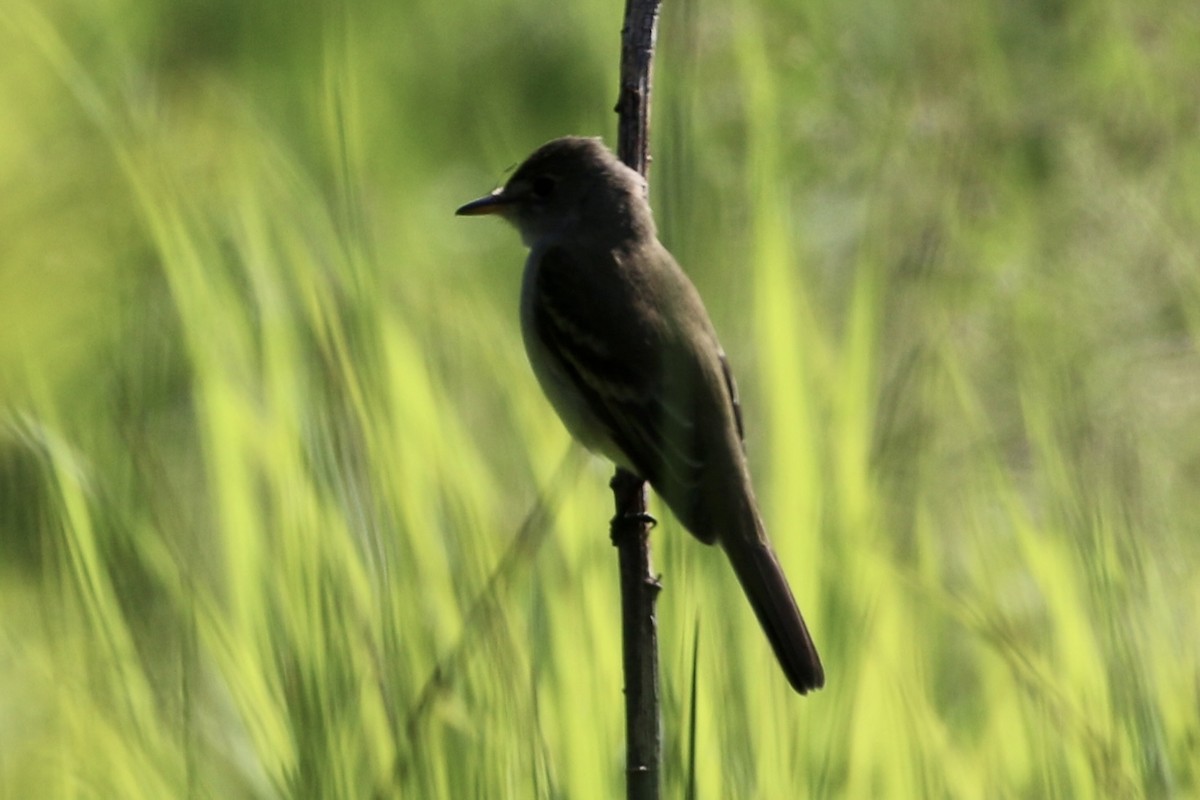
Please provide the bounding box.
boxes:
[615,0,663,179]
[612,2,664,797]
[609,468,661,800]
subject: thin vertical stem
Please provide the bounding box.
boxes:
[611,4,664,796]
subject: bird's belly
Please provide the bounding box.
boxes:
[521,311,630,468]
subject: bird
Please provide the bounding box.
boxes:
[456,136,824,694]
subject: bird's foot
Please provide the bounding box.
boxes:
[627,511,657,529]
[609,510,657,545]
[608,468,655,544]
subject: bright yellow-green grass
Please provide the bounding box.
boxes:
[2,0,1198,797]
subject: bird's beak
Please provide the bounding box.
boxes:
[456,188,513,216]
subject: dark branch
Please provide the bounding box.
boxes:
[612,2,664,797]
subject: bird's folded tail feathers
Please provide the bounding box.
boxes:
[721,536,825,694]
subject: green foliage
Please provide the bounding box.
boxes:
[2,0,1198,796]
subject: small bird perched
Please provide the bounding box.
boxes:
[457,137,824,694]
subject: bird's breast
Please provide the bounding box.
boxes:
[519,248,629,468]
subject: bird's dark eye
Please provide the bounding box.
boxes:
[530,176,556,199]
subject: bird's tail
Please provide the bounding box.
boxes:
[721,533,825,694]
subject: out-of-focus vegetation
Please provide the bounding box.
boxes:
[2,0,1198,796]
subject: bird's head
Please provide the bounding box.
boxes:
[456,136,653,247]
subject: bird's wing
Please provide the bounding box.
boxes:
[719,351,746,446]
[531,246,708,499]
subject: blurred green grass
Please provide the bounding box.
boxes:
[2,0,1198,796]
